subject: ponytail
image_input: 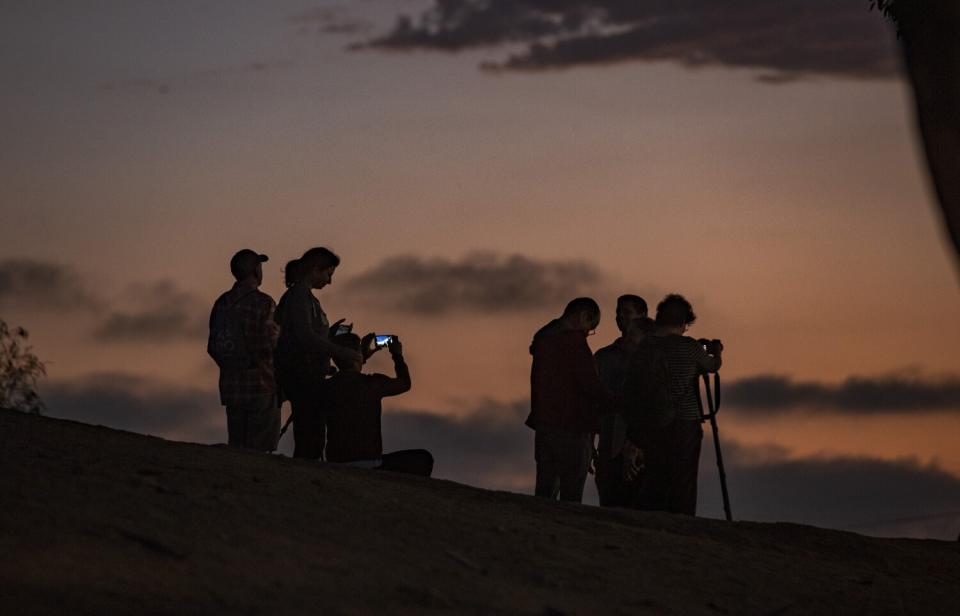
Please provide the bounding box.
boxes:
[284,258,304,288]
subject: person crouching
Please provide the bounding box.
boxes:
[325,333,433,477]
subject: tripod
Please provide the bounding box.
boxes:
[699,372,733,522]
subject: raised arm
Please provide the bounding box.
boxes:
[377,337,412,397]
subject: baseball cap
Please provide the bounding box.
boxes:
[230,249,269,279]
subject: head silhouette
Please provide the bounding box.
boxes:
[655,294,697,330]
[230,249,268,286]
[562,297,601,334]
[332,332,363,371]
[615,294,648,334]
[285,247,341,289]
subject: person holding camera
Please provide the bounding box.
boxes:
[208,249,281,452]
[325,333,433,476]
[526,297,613,503]
[274,247,363,460]
[622,294,722,515]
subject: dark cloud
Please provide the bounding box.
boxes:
[0,259,101,312]
[343,252,605,316]
[698,439,960,540]
[724,373,960,414]
[288,7,373,35]
[93,280,207,343]
[383,400,532,490]
[41,373,223,443]
[362,0,898,82]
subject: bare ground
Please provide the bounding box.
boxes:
[1,409,958,615]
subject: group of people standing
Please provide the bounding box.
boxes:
[208,247,722,516]
[207,247,433,477]
[526,294,722,515]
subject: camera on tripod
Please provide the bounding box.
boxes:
[697,338,723,356]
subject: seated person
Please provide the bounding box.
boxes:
[326,333,433,477]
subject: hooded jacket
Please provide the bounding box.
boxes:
[525,319,611,433]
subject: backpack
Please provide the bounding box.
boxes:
[623,336,678,432]
[208,290,256,370]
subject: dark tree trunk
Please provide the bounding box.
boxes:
[898,1,960,269]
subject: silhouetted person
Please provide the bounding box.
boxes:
[594,294,649,507]
[326,333,433,476]
[274,247,362,460]
[526,297,612,503]
[208,249,281,451]
[622,294,722,515]
[596,314,655,507]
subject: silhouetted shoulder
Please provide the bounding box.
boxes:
[251,289,277,310]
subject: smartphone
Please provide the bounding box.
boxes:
[375,334,394,348]
[333,323,353,336]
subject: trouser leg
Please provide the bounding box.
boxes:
[668,419,703,515]
[225,406,246,447]
[638,426,670,511]
[535,430,591,503]
[534,430,560,499]
[379,449,434,477]
[557,432,592,503]
[596,414,631,507]
[245,394,280,452]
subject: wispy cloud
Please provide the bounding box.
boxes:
[343,252,605,316]
[288,6,373,35]
[361,0,898,82]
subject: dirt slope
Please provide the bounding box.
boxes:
[1,409,958,615]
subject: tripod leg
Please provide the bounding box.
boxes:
[703,375,732,522]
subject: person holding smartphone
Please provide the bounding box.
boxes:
[325,333,433,476]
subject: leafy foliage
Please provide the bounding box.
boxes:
[0,319,46,414]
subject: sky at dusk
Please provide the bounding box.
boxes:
[2,1,959,538]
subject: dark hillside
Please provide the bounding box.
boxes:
[1,410,958,615]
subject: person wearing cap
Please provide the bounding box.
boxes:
[208,249,281,451]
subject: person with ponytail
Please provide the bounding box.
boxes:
[274,247,363,459]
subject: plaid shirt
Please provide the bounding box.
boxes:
[210,282,278,407]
